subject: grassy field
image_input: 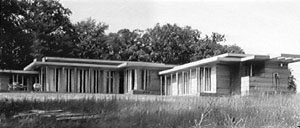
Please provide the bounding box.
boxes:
[0,93,300,128]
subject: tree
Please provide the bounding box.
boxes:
[26,0,76,58]
[0,0,33,69]
[106,29,149,61]
[141,23,200,64]
[102,23,245,64]
[1,0,246,70]
[140,24,244,64]
[223,45,245,54]
[0,0,76,69]
[73,18,108,59]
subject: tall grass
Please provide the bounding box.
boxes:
[0,94,299,128]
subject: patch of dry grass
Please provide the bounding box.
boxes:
[0,93,299,128]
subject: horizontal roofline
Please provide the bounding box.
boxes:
[44,57,125,64]
[118,62,175,68]
[281,53,300,58]
[159,53,300,75]
[159,55,222,75]
[0,69,39,74]
[270,53,300,63]
[23,53,300,72]
[25,61,120,70]
[43,57,170,65]
[159,53,271,75]
[24,57,175,71]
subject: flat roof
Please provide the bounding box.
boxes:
[0,70,39,74]
[270,53,300,63]
[22,53,300,73]
[24,57,175,71]
[159,53,300,75]
[24,61,120,71]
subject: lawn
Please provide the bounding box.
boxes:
[0,93,299,128]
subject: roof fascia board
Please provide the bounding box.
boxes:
[117,63,128,68]
[30,62,120,69]
[276,57,285,60]
[25,59,175,71]
[269,54,300,63]
[226,53,251,57]
[293,58,300,61]
[281,54,300,58]
[159,53,253,75]
[284,57,294,61]
[292,58,300,63]
[217,57,241,62]
[241,55,270,62]
[241,55,255,61]
[44,57,171,67]
[119,61,175,67]
[253,55,270,60]
[0,70,39,74]
[118,62,175,68]
[159,56,220,75]
[23,61,37,71]
[279,57,300,63]
[44,57,125,64]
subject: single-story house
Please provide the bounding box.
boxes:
[0,57,174,94]
[159,53,300,96]
[0,53,299,95]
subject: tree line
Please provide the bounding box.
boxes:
[1,0,244,70]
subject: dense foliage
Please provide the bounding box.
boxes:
[1,0,76,69]
[0,0,244,70]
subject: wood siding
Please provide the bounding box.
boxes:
[215,64,231,95]
[248,61,291,94]
[148,70,161,94]
[163,60,292,96]
[216,61,291,95]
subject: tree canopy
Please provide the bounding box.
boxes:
[73,18,109,59]
[1,0,32,69]
[73,21,244,64]
[27,0,76,59]
[0,0,244,70]
[1,0,76,69]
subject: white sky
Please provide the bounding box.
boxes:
[60,0,300,88]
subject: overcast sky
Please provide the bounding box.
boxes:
[60,0,300,86]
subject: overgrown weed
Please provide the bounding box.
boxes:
[0,94,299,128]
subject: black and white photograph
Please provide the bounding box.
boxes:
[1,0,300,127]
